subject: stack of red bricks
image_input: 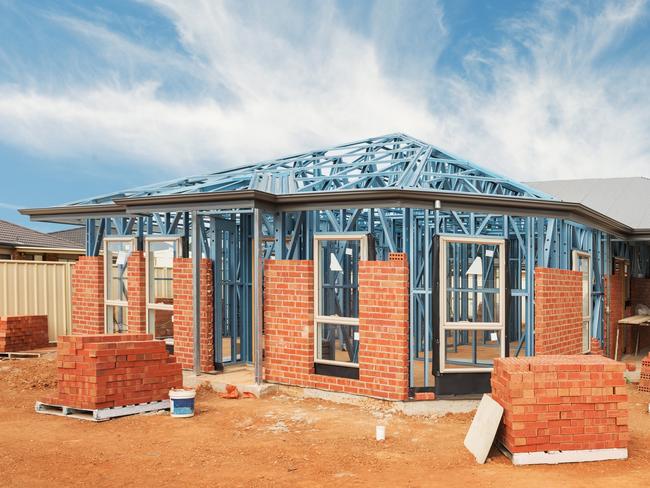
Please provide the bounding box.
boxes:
[639,353,650,393]
[0,315,49,352]
[44,334,182,410]
[590,338,604,356]
[492,355,628,454]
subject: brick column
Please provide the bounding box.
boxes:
[534,267,583,355]
[127,251,147,334]
[263,260,315,385]
[172,258,214,371]
[72,256,105,335]
[357,252,409,400]
[605,269,625,358]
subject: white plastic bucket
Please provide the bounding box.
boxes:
[169,389,196,418]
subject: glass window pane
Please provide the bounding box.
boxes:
[106,305,128,333]
[444,329,500,370]
[148,308,173,340]
[446,291,500,323]
[147,240,176,305]
[106,240,133,302]
[445,241,501,324]
[318,240,360,318]
[316,323,359,364]
[446,242,501,290]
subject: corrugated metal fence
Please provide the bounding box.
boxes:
[0,260,73,342]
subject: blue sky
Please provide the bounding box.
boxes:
[1,0,649,231]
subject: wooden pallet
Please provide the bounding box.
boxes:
[0,349,55,360]
[34,399,170,422]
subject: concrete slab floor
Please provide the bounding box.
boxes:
[181,374,480,416]
[277,385,479,417]
[182,366,278,398]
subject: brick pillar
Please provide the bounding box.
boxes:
[263,260,315,385]
[127,251,147,334]
[605,269,625,358]
[534,267,583,355]
[358,252,409,401]
[71,256,105,335]
[172,258,214,371]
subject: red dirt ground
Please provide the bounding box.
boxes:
[0,357,649,487]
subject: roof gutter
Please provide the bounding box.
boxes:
[20,188,646,240]
[13,246,85,254]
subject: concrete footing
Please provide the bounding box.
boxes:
[183,367,278,398]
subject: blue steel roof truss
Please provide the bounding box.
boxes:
[64,133,552,207]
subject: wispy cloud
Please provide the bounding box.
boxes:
[0,0,647,181]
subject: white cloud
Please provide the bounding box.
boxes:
[0,0,647,181]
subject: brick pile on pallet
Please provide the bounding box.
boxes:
[43,334,182,410]
[639,353,650,393]
[491,355,628,455]
[0,315,49,352]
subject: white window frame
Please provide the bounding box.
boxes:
[313,233,369,368]
[145,236,180,335]
[572,250,592,353]
[439,235,506,373]
[103,236,136,334]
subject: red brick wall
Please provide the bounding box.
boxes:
[534,267,583,355]
[0,315,49,352]
[631,277,650,351]
[172,258,214,371]
[263,253,409,401]
[72,256,105,335]
[605,269,625,358]
[127,251,147,334]
[48,334,182,410]
[491,355,628,454]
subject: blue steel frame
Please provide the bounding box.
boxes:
[72,134,637,385]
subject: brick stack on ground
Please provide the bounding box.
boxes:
[491,355,628,455]
[639,353,650,393]
[45,334,182,410]
[0,315,49,352]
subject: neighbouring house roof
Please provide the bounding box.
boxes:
[0,220,83,250]
[527,178,650,230]
[48,226,86,249]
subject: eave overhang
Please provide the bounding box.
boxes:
[20,188,650,241]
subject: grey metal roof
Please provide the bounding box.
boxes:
[0,220,82,249]
[48,226,86,249]
[527,178,650,230]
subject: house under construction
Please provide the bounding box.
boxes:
[21,134,650,399]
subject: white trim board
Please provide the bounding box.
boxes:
[499,444,628,466]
